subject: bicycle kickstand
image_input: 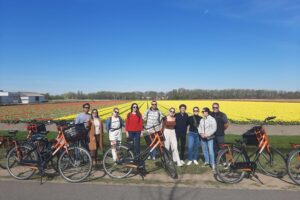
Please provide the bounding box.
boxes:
[252,172,264,185]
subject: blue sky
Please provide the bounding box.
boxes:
[0,0,299,94]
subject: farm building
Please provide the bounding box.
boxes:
[0,91,46,105]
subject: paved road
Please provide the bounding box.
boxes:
[0,180,299,200]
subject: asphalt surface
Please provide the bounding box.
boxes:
[0,180,299,200]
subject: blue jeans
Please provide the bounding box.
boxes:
[188,131,200,161]
[128,132,141,155]
[201,138,215,167]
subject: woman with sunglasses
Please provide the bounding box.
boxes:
[186,107,202,166]
[125,103,143,155]
[162,108,182,167]
[198,107,217,173]
[106,108,125,161]
[88,109,104,166]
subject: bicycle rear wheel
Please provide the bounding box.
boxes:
[287,149,300,185]
[257,147,287,178]
[58,147,92,183]
[0,139,11,169]
[6,145,38,180]
[161,147,178,179]
[103,145,134,179]
[216,147,246,184]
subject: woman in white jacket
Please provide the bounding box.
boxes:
[198,107,217,172]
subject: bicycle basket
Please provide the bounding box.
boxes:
[242,126,262,146]
[27,123,47,133]
[64,123,87,142]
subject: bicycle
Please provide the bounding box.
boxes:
[6,120,92,183]
[102,124,178,180]
[287,143,300,185]
[215,116,287,184]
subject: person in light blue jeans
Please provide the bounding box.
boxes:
[198,107,217,173]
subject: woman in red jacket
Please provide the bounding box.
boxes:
[126,103,143,155]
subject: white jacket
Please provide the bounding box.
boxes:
[198,115,217,137]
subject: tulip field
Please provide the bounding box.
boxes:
[57,100,300,125]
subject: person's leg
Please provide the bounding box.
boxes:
[208,139,215,168]
[110,141,117,161]
[201,139,209,164]
[214,136,225,157]
[193,133,200,161]
[135,132,141,155]
[180,133,186,161]
[170,130,181,165]
[187,132,194,161]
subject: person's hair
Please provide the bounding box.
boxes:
[169,107,176,112]
[151,100,157,104]
[202,107,211,114]
[179,104,187,109]
[212,102,219,107]
[82,103,90,108]
[91,109,99,119]
[113,107,119,112]
[193,106,199,111]
[127,103,142,119]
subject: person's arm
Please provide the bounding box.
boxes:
[100,119,104,135]
[223,113,229,130]
[143,110,148,121]
[75,114,80,124]
[105,118,110,133]
[205,118,217,137]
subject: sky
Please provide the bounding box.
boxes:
[0,0,299,94]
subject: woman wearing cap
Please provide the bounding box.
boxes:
[106,108,125,161]
[88,109,104,166]
[198,107,217,173]
[162,108,182,167]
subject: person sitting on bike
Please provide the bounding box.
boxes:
[198,107,217,173]
[143,100,164,160]
[162,108,183,167]
[88,109,104,166]
[106,108,124,161]
[75,103,91,150]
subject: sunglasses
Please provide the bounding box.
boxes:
[133,106,138,109]
[152,104,157,106]
[170,110,175,113]
[213,107,219,109]
[84,107,90,109]
[202,111,207,113]
[114,111,119,114]
[193,110,199,112]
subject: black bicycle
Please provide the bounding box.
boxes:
[103,124,178,179]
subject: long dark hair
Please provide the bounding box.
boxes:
[127,103,142,120]
[91,109,99,119]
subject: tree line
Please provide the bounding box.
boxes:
[43,88,300,100]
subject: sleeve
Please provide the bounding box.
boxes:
[198,119,203,134]
[100,119,104,134]
[206,118,217,137]
[143,109,148,121]
[75,114,80,124]
[125,115,129,132]
[223,113,229,123]
[139,116,144,130]
[159,111,164,121]
[105,118,110,133]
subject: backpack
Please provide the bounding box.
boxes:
[145,109,161,122]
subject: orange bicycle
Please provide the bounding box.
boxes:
[103,124,178,179]
[6,120,92,183]
[287,143,300,185]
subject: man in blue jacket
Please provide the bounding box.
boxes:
[175,104,189,165]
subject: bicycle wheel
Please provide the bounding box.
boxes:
[216,147,247,184]
[161,147,178,179]
[0,139,11,169]
[257,147,287,178]
[7,145,38,180]
[287,149,300,185]
[58,147,92,183]
[103,145,134,179]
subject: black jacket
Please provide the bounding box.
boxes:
[175,112,189,134]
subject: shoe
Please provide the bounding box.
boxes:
[187,161,193,166]
[177,163,183,167]
[148,156,151,160]
[212,166,216,174]
[193,160,199,165]
[180,160,185,165]
[202,162,209,167]
[153,157,156,161]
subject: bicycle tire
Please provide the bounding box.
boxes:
[216,147,247,184]
[103,145,134,179]
[161,147,178,179]
[0,139,11,169]
[287,149,300,185]
[58,147,92,183]
[6,145,38,180]
[257,147,287,178]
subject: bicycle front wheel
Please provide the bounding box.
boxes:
[287,149,300,185]
[6,145,38,180]
[161,147,178,179]
[257,147,287,178]
[103,145,134,179]
[58,147,92,183]
[216,147,246,184]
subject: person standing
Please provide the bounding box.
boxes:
[210,103,229,156]
[198,107,217,173]
[88,109,104,166]
[106,108,124,161]
[126,103,143,155]
[75,103,91,150]
[143,100,164,160]
[187,106,202,166]
[175,104,189,165]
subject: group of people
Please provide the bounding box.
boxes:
[75,100,228,173]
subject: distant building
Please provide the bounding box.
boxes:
[0,91,46,105]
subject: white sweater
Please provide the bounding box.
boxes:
[198,115,217,137]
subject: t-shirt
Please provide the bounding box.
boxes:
[175,113,189,134]
[188,115,202,133]
[109,117,122,135]
[75,113,91,128]
[210,111,228,136]
[93,118,101,135]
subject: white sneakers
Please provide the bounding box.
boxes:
[180,160,185,165]
[187,160,199,166]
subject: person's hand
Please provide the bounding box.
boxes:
[126,132,129,138]
[140,132,144,137]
